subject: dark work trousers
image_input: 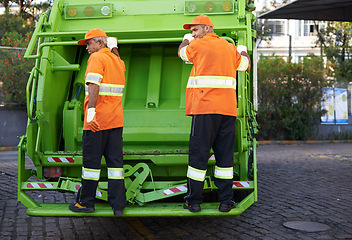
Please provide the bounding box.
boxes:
[79,127,126,210]
[184,114,236,205]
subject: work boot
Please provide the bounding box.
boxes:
[113,208,124,216]
[69,203,95,213]
[183,202,201,212]
[219,201,236,212]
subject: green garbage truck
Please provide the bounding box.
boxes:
[18,0,258,217]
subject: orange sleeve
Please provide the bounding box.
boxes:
[85,53,105,85]
[185,42,197,63]
[232,44,242,70]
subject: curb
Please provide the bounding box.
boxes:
[258,140,352,145]
[0,146,17,151]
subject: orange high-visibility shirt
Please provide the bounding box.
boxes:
[83,48,125,130]
[180,33,248,116]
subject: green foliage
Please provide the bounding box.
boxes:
[323,131,352,140]
[0,1,53,19]
[316,22,352,87]
[257,54,327,140]
[0,10,35,108]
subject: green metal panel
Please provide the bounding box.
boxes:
[19,0,258,217]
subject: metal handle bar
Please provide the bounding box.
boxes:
[25,36,235,60]
[26,66,42,121]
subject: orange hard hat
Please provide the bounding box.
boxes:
[78,28,108,45]
[183,15,214,30]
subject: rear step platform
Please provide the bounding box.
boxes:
[27,202,245,217]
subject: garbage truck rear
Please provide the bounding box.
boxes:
[18,0,258,217]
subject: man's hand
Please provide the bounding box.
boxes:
[237,45,247,54]
[183,33,194,43]
[107,37,118,50]
[87,108,100,132]
[178,34,193,57]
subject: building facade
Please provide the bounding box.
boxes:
[255,0,325,63]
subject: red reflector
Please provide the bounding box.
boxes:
[44,167,61,178]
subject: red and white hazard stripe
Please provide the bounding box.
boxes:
[48,157,74,163]
[75,184,102,197]
[163,181,250,196]
[26,183,54,189]
[232,182,250,188]
[163,184,187,196]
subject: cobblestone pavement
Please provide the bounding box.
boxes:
[1,143,352,240]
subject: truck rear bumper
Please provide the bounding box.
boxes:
[26,199,253,217]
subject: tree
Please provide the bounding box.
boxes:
[0,0,53,19]
[257,54,327,140]
[0,1,52,107]
[315,21,352,87]
[0,9,35,107]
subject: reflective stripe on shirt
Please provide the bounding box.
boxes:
[108,168,124,179]
[187,76,236,89]
[214,166,233,179]
[237,55,249,72]
[86,73,103,85]
[187,166,206,182]
[85,83,124,96]
[180,46,193,64]
[82,167,100,181]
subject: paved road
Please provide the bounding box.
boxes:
[1,143,352,239]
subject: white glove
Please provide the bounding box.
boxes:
[87,108,96,123]
[237,45,247,54]
[107,37,118,50]
[183,33,194,43]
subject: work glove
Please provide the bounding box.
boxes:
[237,45,247,54]
[87,108,100,132]
[107,37,118,50]
[183,33,194,43]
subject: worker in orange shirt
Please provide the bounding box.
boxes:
[69,29,126,216]
[178,15,251,213]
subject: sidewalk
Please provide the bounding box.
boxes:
[258,139,352,145]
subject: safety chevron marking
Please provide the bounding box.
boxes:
[163,184,187,195]
[26,183,54,189]
[47,157,74,163]
[232,182,250,188]
[75,184,102,197]
[163,182,250,196]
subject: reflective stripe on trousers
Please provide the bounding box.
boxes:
[214,166,233,179]
[187,166,206,182]
[108,168,124,179]
[82,167,100,181]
